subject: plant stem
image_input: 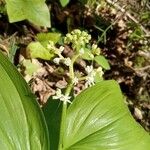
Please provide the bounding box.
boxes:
[58,101,67,150]
[69,54,79,80]
[58,54,79,150]
[58,83,73,150]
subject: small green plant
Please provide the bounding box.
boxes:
[3,0,50,27]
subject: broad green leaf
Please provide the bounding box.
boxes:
[60,0,70,7]
[36,32,61,47]
[94,55,110,70]
[5,0,50,27]
[43,99,62,150]
[0,52,49,149]
[63,80,150,150]
[27,42,54,60]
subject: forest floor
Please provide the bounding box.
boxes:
[0,0,150,132]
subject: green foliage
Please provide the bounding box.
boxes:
[27,41,54,60]
[8,39,18,63]
[22,59,41,76]
[27,32,61,60]
[80,48,93,60]
[43,80,150,150]
[43,100,62,150]
[94,55,110,70]
[127,23,145,42]
[5,0,50,27]
[60,0,70,7]
[0,51,49,149]
[0,51,150,149]
[141,11,150,21]
[94,24,113,44]
[0,2,6,14]
[36,32,61,47]
[63,81,150,149]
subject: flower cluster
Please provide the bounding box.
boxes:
[49,29,105,104]
[85,66,104,88]
[47,41,64,57]
[85,66,96,87]
[64,29,91,47]
[47,41,72,67]
[96,67,104,77]
[53,57,71,66]
[91,44,101,55]
[53,89,71,104]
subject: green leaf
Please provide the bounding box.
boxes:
[5,0,50,27]
[60,0,70,7]
[81,48,93,60]
[22,59,41,76]
[63,80,150,149]
[8,39,18,63]
[0,51,49,149]
[43,99,62,150]
[94,55,110,70]
[27,42,54,60]
[37,32,61,47]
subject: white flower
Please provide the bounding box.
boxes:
[85,75,95,87]
[79,48,84,54]
[92,44,97,49]
[72,34,77,41]
[52,89,62,100]
[96,67,104,77]
[73,77,79,85]
[59,46,64,53]
[79,40,85,46]
[64,57,71,66]
[53,89,71,104]
[53,57,61,64]
[60,95,72,104]
[85,65,93,74]
[85,65,97,87]
[91,70,96,77]
[87,35,91,41]
[73,29,81,35]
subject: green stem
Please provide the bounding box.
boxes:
[58,83,73,150]
[58,101,67,150]
[69,54,79,80]
[94,24,113,44]
[79,76,87,81]
[58,54,79,150]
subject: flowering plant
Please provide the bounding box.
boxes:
[0,40,150,150]
[44,29,107,104]
[41,30,150,150]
